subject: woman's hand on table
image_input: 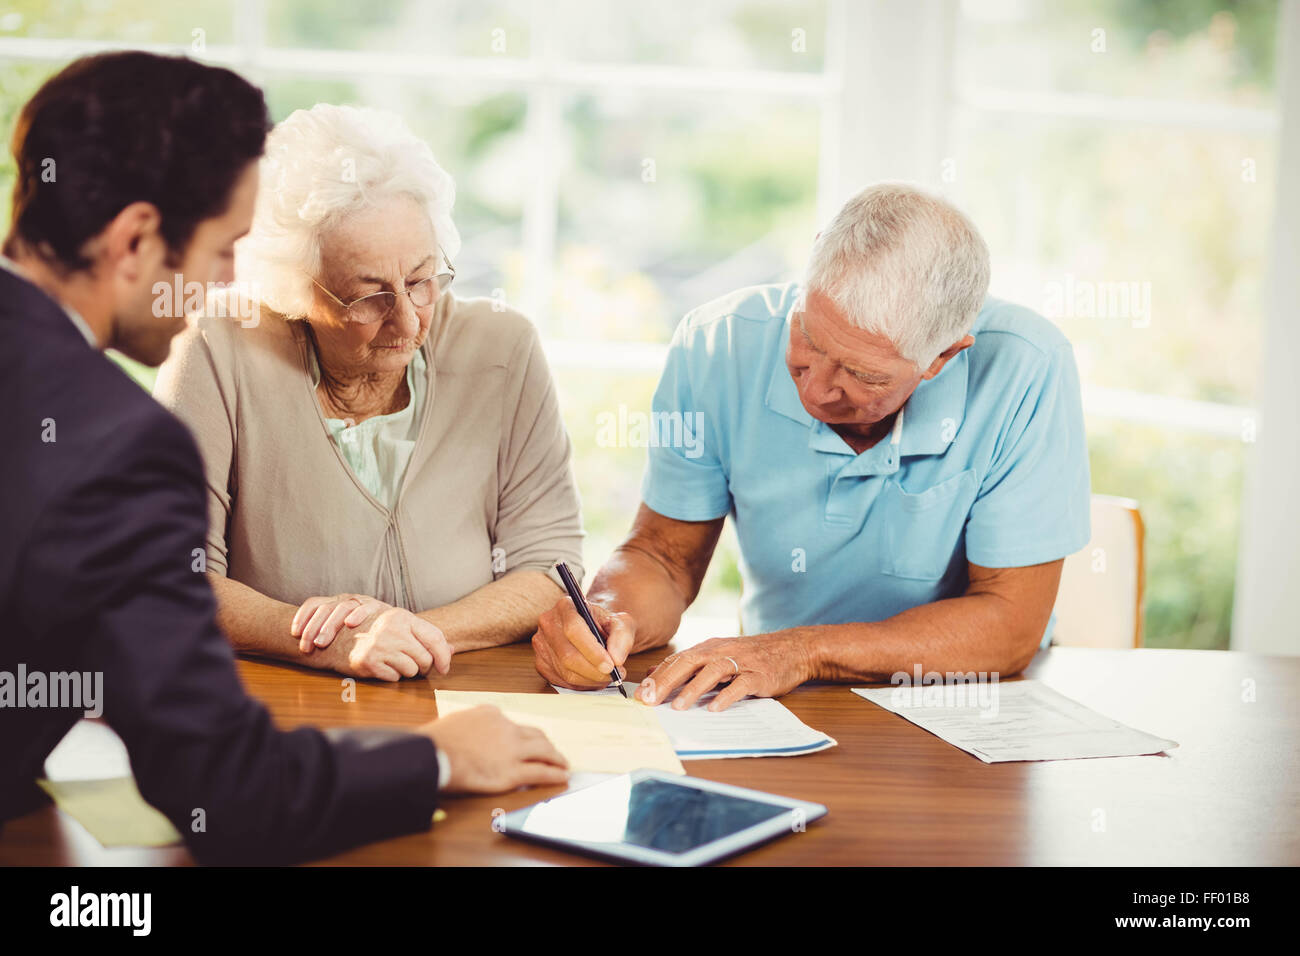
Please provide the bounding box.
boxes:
[292,593,385,652]
[291,594,452,680]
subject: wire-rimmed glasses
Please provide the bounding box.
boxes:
[310,247,455,325]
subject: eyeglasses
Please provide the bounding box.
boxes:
[310,247,456,325]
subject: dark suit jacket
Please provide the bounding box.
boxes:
[0,266,442,864]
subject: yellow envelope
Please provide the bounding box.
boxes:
[435,689,685,775]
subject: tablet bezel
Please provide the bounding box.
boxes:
[498,769,827,866]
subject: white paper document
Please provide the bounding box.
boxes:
[851,679,1178,763]
[554,682,836,759]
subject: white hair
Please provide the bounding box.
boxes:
[804,183,990,368]
[236,103,461,319]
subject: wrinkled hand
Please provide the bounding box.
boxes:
[638,632,817,712]
[294,595,452,681]
[292,593,388,652]
[422,705,569,793]
[531,596,636,690]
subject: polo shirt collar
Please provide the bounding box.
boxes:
[764,312,815,427]
[897,346,968,456]
[764,309,969,460]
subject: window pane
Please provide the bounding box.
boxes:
[1087,421,1244,649]
[0,0,234,44]
[956,0,1279,108]
[265,0,532,57]
[551,0,828,73]
[554,90,820,342]
[949,116,1274,406]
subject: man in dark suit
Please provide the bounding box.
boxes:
[0,52,568,865]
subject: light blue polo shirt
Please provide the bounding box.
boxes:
[641,282,1091,644]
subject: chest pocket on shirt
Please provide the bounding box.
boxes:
[879,469,978,580]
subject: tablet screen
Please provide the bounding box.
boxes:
[515,775,790,855]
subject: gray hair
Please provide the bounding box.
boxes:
[236,103,461,319]
[804,183,990,368]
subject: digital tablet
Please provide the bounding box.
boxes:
[498,769,827,866]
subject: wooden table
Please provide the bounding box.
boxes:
[2,642,1297,866]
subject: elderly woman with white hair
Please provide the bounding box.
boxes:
[155,104,583,681]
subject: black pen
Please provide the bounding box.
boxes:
[554,561,629,699]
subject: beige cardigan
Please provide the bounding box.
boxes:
[153,293,584,611]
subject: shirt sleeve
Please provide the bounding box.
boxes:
[964,341,1091,568]
[152,321,236,577]
[437,750,452,789]
[639,320,732,522]
[19,411,443,864]
[492,322,586,589]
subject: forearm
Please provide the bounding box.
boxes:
[208,572,317,665]
[418,570,563,652]
[585,545,693,653]
[801,589,1048,684]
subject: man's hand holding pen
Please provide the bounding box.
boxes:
[533,596,638,691]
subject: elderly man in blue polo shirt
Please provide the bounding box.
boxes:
[533,182,1090,711]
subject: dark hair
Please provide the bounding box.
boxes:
[5,51,271,271]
